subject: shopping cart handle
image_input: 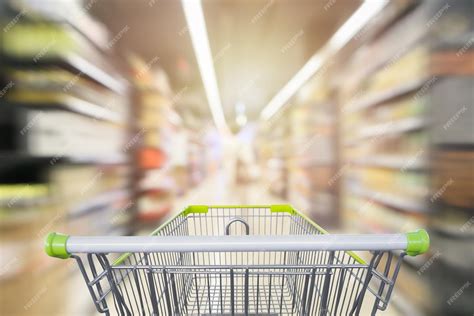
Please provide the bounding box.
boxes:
[45,230,429,259]
[405,229,430,256]
[45,232,70,259]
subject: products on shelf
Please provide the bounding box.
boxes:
[337,1,473,314]
[0,4,132,315]
[433,149,474,209]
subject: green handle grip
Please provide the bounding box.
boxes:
[45,232,70,259]
[406,229,430,256]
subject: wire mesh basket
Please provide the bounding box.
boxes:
[45,205,429,315]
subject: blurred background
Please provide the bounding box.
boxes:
[0,0,473,315]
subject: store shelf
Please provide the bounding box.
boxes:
[67,189,129,218]
[2,53,127,95]
[289,157,334,168]
[0,210,37,225]
[336,3,474,313]
[352,186,428,213]
[65,54,127,94]
[64,155,128,165]
[361,116,426,138]
[11,0,110,52]
[66,95,124,122]
[345,77,428,114]
[353,155,428,170]
[346,116,427,145]
[0,6,127,95]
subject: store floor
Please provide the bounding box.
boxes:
[68,169,405,316]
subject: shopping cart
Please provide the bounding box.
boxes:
[45,205,429,315]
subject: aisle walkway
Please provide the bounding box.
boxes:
[174,171,287,211]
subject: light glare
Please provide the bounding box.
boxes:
[260,0,388,121]
[182,0,228,132]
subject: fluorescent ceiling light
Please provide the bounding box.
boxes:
[182,0,228,132]
[260,0,388,121]
[261,55,323,120]
[328,0,388,51]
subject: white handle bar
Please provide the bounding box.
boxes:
[45,231,429,258]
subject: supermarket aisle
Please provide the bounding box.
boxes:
[1,0,472,315]
[169,161,289,223]
[175,171,287,208]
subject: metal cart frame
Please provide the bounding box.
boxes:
[45,205,429,315]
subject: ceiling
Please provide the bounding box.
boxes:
[91,0,361,127]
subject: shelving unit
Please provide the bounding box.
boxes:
[127,56,208,228]
[128,56,177,225]
[187,132,207,187]
[0,3,131,315]
[338,2,432,232]
[258,76,339,226]
[286,79,338,227]
[426,1,474,313]
[344,77,429,114]
[258,120,290,199]
[335,0,473,314]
